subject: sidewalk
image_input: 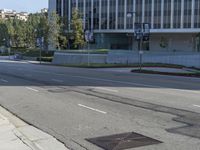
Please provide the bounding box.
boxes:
[0,106,68,150]
[94,67,198,74]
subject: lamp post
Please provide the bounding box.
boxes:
[127,12,150,72]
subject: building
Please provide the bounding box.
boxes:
[40,8,48,13]
[0,9,28,21]
[49,0,200,52]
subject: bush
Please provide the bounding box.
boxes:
[36,57,53,62]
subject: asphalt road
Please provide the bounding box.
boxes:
[0,60,200,150]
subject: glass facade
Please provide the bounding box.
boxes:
[54,0,200,31]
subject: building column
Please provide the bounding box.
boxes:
[142,0,145,23]
[107,0,110,29]
[115,0,118,29]
[170,0,174,28]
[161,0,164,28]
[83,0,86,29]
[191,0,195,28]
[68,0,71,30]
[124,0,127,29]
[99,0,102,30]
[133,0,136,29]
[76,0,78,9]
[180,0,184,28]
[61,0,64,17]
[91,0,94,30]
[151,0,155,29]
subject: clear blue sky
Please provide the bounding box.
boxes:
[0,0,48,13]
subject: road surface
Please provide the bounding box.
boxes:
[0,60,200,150]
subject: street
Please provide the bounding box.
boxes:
[0,60,200,150]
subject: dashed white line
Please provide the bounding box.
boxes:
[78,104,107,114]
[193,104,200,108]
[94,87,118,93]
[51,79,64,83]
[26,87,39,92]
[0,79,8,83]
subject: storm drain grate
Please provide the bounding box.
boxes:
[86,132,162,150]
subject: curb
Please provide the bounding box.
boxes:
[0,106,69,150]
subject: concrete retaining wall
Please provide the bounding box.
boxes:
[52,52,107,64]
[107,50,200,67]
[52,50,200,68]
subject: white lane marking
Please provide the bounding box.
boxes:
[94,87,118,93]
[193,104,200,108]
[78,104,107,114]
[0,79,8,83]
[51,79,64,83]
[26,87,39,92]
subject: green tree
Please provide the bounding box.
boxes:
[48,11,61,50]
[0,19,9,46]
[71,8,85,49]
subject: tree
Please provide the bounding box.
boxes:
[71,8,85,49]
[0,19,9,46]
[48,11,61,50]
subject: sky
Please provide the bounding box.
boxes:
[0,0,48,13]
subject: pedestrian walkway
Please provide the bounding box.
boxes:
[0,106,68,150]
[94,67,197,74]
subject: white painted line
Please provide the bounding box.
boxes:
[78,104,107,114]
[193,104,200,108]
[26,87,39,92]
[0,79,8,83]
[94,87,118,93]
[51,79,64,83]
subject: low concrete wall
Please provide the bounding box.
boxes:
[52,50,200,68]
[52,52,107,64]
[107,50,200,68]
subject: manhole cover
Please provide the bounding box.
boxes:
[86,132,162,150]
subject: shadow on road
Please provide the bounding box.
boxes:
[0,61,199,91]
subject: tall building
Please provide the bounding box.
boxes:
[49,0,200,52]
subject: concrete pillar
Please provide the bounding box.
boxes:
[191,0,195,28]
[142,0,145,23]
[151,0,155,29]
[83,0,86,29]
[99,0,102,30]
[107,0,110,29]
[115,0,119,29]
[124,0,127,29]
[171,0,174,28]
[161,0,164,28]
[91,0,94,29]
[180,0,184,28]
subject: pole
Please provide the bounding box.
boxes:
[40,48,42,64]
[87,41,90,66]
[139,35,143,72]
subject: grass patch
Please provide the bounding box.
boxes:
[36,57,53,62]
[131,69,200,78]
[57,49,109,54]
[58,63,185,68]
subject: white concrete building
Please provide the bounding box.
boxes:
[0,9,28,21]
[49,0,200,52]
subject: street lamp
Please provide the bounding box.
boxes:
[127,12,150,72]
